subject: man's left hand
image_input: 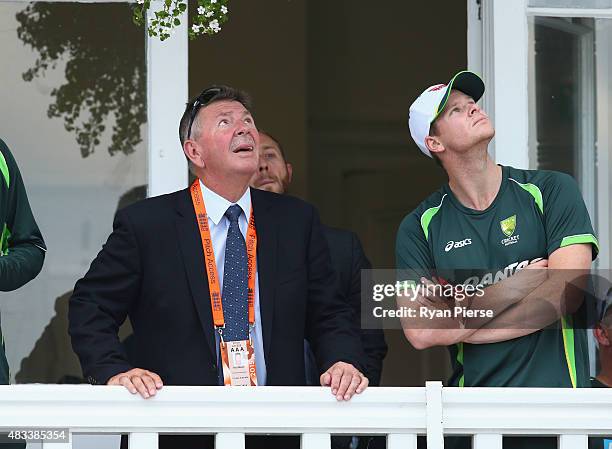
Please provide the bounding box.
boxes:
[320,361,369,401]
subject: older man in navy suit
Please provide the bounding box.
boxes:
[69,85,368,449]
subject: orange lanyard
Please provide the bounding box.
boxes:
[190,180,257,329]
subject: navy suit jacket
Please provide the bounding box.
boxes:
[69,187,364,386]
[305,226,387,386]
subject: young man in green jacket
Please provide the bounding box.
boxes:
[397,71,598,449]
[0,138,46,385]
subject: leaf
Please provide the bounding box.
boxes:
[16,3,146,158]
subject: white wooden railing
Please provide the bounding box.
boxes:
[0,382,611,449]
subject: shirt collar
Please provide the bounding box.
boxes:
[199,180,251,226]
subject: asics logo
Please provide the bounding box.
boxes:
[445,239,472,252]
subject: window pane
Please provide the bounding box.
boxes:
[532,17,593,179]
[529,0,612,8]
[0,2,146,383]
[530,16,612,266]
[531,14,612,383]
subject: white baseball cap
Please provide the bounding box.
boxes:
[408,71,485,158]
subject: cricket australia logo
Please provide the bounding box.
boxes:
[500,215,516,237]
[500,215,520,246]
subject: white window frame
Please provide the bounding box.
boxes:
[468,0,612,270]
[527,17,597,211]
[0,0,189,198]
[594,19,611,270]
[467,0,530,167]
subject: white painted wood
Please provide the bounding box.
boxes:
[480,0,496,159]
[488,0,530,168]
[71,434,121,449]
[425,381,443,449]
[301,433,330,449]
[388,434,417,449]
[128,432,158,449]
[42,430,71,449]
[42,443,72,449]
[442,387,612,435]
[0,385,611,441]
[146,0,189,198]
[473,434,502,449]
[595,18,611,270]
[527,15,538,170]
[560,434,588,449]
[467,0,483,77]
[216,433,245,449]
[527,7,612,18]
[579,24,597,223]
[0,386,427,434]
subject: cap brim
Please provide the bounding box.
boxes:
[434,71,485,121]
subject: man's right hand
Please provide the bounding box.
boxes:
[107,368,163,399]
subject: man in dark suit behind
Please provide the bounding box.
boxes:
[318,227,387,387]
[250,131,387,449]
[250,131,387,386]
[69,86,368,449]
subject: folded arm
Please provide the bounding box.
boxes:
[398,259,550,348]
[465,243,592,344]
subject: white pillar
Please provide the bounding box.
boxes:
[388,434,418,449]
[482,0,530,168]
[216,432,245,449]
[474,434,503,449]
[128,432,159,449]
[301,433,331,449]
[146,0,189,198]
[426,381,444,449]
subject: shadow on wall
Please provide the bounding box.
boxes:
[15,186,146,384]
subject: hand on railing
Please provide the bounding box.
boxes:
[319,362,369,402]
[107,368,164,399]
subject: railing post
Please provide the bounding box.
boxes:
[560,434,588,449]
[474,434,502,449]
[426,381,444,449]
[216,432,245,449]
[128,432,158,449]
[42,431,71,449]
[388,434,417,449]
[302,433,331,449]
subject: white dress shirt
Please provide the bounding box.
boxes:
[199,180,267,385]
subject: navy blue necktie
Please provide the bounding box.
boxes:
[221,205,249,342]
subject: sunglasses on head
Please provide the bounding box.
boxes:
[186,87,222,140]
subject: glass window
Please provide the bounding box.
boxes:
[530,15,612,271]
[0,1,146,384]
[531,17,595,182]
[530,15,612,383]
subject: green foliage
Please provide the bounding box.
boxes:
[133,0,230,41]
[16,3,146,158]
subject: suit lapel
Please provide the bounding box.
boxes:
[251,188,277,364]
[174,189,217,361]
